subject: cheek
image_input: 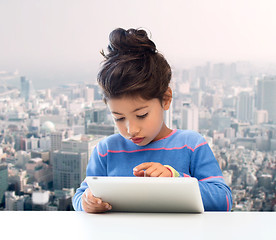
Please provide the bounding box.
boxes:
[147,112,164,129]
[115,122,127,135]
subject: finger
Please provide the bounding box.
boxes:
[149,168,163,177]
[133,170,145,177]
[93,197,103,205]
[87,191,103,204]
[84,188,95,202]
[94,205,112,213]
[159,170,172,177]
[83,198,110,212]
[86,205,109,213]
[83,189,102,205]
[94,201,112,211]
[82,194,97,209]
[143,166,158,176]
[133,162,154,172]
[103,202,112,210]
[82,193,111,213]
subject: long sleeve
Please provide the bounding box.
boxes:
[72,145,107,211]
[161,131,232,211]
[189,142,232,211]
[168,157,232,211]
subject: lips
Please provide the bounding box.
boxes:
[131,137,145,144]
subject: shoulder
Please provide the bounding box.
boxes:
[95,133,132,155]
[97,133,123,148]
[173,129,207,150]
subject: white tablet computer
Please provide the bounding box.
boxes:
[86,177,204,213]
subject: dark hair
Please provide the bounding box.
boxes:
[97,28,172,103]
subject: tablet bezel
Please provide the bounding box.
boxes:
[86,176,204,213]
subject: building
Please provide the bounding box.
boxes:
[32,190,50,210]
[257,77,276,123]
[86,123,115,136]
[61,134,105,163]
[164,99,173,129]
[52,188,74,211]
[236,91,254,123]
[50,131,64,152]
[180,102,198,131]
[5,191,24,210]
[26,157,52,185]
[211,110,231,132]
[84,106,107,133]
[52,151,87,190]
[52,135,105,190]
[24,136,39,151]
[0,163,8,205]
[20,76,34,101]
[84,86,94,102]
[31,150,50,163]
[254,110,268,125]
[41,121,56,136]
[8,170,28,194]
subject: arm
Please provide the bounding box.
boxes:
[72,145,107,211]
[189,142,232,211]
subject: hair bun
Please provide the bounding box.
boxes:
[107,28,156,56]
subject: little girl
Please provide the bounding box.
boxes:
[72,28,232,213]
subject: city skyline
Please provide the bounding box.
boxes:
[0,1,275,212]
[0,61,275,211]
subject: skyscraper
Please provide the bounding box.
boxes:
[53,135,105,190]
[0,163,8,205]
[180,102,198,132]
[20,76,34,101]
[52,151,87,190]
[237,91,254,123]
[257,77,276,123]
[50,131,64,152]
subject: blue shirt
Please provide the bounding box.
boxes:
[72,129,232,211]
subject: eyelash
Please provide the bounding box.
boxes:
[114,117,125,122]
[137,113,148,119]
[114,113,148,122]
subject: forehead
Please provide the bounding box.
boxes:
[107,97,158,112]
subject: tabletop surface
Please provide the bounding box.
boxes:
[0,211,275,240]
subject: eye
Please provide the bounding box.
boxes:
[137,113,148,119]
[114,117,125,122]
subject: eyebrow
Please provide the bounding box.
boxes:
[112,106,148,115]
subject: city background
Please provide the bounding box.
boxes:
[0,0,276,211]
[0,61,275,211]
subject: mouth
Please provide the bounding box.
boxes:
[130,137,145,144]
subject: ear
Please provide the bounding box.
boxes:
[162,87,172,110]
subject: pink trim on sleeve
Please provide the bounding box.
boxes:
[194,141,208,150]
[98,151,108,157]
[199,176,224,181]
[226,195,230,211]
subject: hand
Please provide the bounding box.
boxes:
[81,188,112,213]
[133,162,172,177]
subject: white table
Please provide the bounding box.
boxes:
[0,211,275,240]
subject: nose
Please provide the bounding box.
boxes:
[126,120,140,137]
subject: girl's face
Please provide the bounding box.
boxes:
[107,94,172,146]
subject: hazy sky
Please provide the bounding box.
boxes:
[1,0,276,88]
